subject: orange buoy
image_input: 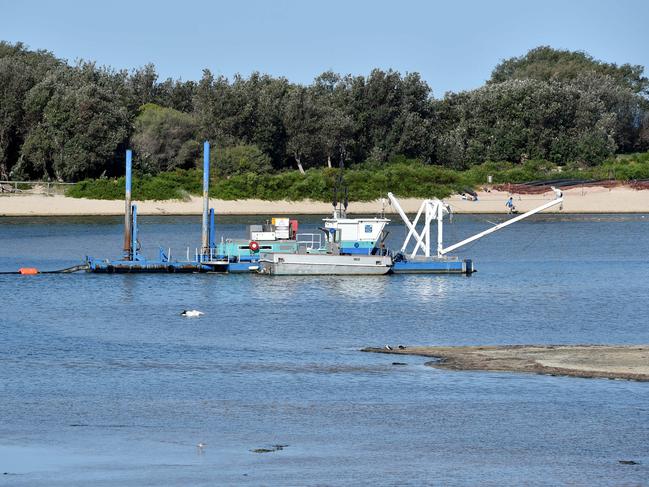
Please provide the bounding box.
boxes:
[19,267,39,275]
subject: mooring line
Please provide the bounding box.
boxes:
[0,264,89,275]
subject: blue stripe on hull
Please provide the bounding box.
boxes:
[227,262,260,273]
[340,247,374,255]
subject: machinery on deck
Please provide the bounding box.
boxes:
[387,190,564,274]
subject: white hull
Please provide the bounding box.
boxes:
[259,253,392,275]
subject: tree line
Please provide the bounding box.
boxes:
[1,42,648,182]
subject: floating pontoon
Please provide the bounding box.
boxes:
[86,142,318,273]
[87,143,216,272]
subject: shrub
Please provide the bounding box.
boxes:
[67,151,649,201]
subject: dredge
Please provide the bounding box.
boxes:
[11,141,564,275]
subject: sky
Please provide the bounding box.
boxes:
[2,0,648,96]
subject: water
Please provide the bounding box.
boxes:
[1,214,648,485]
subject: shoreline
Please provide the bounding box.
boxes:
[363,345,649,381]
[1,185,648,216]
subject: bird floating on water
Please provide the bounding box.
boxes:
[181,310,204,317]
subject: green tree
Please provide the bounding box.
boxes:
[342,69,434,163]
[312,71,353,167]
[2,40,649,183]
[128,63,158,111]
[0,42,60,179]
[569,72,649,153]
[132,103,199,174]
[193,69,245,147]
[490,46,649,95]
[283,85,322,174]
[16,63,129,181]
[249,75,290,170]
[213,144,272,177]
[435,79,617,167]
[0,58,33,179]
[156,78,196,113]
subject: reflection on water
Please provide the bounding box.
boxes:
[1,214,649,486]
[397,274,452,301]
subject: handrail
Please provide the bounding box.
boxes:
[296,233,322,250]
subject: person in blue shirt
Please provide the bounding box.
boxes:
[505,196,515,214]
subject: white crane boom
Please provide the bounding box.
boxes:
[440,196,563,255]
[388,189,564,257]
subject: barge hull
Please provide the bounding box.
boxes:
[260,254,392,275]
[391,258,474,274]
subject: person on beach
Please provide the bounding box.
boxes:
[505,196,515,213]
[551,186,564,210]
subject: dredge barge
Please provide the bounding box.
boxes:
[80,141,564,275]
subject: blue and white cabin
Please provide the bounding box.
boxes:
[322,216,390,255]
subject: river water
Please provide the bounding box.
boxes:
[1,214,648,486]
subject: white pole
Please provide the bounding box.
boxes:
[437,202,444,257]
[424,205,432,257]
[441,197,563,255]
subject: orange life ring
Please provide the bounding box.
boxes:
[249,241,260,252]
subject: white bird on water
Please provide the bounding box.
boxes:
[181,310,204,317]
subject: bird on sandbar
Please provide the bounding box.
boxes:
[181,310,204,317]
[384,344,393,351]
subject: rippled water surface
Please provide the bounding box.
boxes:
[1,213,648,485]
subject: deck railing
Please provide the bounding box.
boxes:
[296,233,322,251]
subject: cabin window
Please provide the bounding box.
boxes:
[365,225,373,233]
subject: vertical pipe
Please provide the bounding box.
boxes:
[131,204,138,260]
[209,208,215,249]
[123,150,132,260]
[201,141,210,255]
[437,203,444,257]
[425,206,431,258]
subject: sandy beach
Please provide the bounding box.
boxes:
[363,345,649,381]
[1,185,648,216]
